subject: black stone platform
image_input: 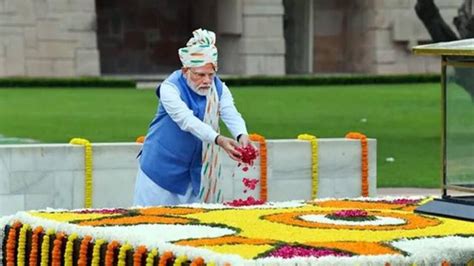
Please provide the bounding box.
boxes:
[415,196,474,221]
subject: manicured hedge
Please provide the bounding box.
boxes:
[222,74,440,86]
[0,77,135,88]
[0,74,440,88]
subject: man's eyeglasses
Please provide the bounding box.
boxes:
[189,69,216,80]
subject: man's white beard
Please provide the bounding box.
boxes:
[186,75,211,96]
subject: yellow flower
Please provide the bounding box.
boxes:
[70,138,93,208]
[92,239,106,266]
[118,243,133,266]
[297,133,318,198]
[17,224,30,266]
[64,233,78,266]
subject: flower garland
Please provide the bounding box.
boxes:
[297,134,318,198]
[249,133,267,201]
[29,226,43,266]
[16,224,30,266]
[52,233,65,266]
[91,239,106,266]
[345,132,369,197]
[5,227,15,266]
[133,245,147,266]
[118,243,133,266]
[158,251,174,266]
[78,235,92,266]
[6,222,22,266]
[173,255,187,266]
[105,240,120,265]
[69,138,93,208]
[40,229,55,266]
[64,233,78,266]
[145,248,158,266]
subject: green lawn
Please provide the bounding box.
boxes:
[0,83,442,187]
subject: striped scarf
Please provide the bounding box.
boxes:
[198,84,222,203]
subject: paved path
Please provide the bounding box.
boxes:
[377,187,465,197]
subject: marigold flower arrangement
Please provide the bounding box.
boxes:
[2,197,474,265]
[69,138,94,207]
[345,132,369,196]
[297,133,319,198]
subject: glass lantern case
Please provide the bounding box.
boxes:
[413,39,474,221]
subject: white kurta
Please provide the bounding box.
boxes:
[133,167,197,206]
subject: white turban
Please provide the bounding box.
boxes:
[178,28,218,70]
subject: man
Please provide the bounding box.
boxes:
[134,28,250,206]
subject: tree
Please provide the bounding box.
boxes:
[415,0,474,101]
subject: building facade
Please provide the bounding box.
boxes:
[0,0,463,77]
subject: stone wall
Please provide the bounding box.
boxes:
[218,0,286,75]
[371,0,463,74]
[313,0,463,74]
[1,0,457,77]
[0,0,100,77]
[0,139,376,216]
[239,0,285,75]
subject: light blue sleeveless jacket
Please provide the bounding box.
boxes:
[139,70,223,195]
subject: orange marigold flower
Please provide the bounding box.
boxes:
[78,236,93,266]
[190,257,205,266]
[105,240,120,266]
[136,135,145,143]
[133,245,148,266]
[6,222,22,266]
[52,233,65,266]
[29,226,44,266]
[158,251,174,266]
[345,132,369,197]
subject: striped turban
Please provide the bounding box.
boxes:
[178,28,218,70]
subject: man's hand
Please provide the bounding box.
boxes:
[216,135,241,161]
[237,134,257,151]
[238,134,250,147]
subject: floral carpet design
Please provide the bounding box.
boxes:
[1,197,474,265]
